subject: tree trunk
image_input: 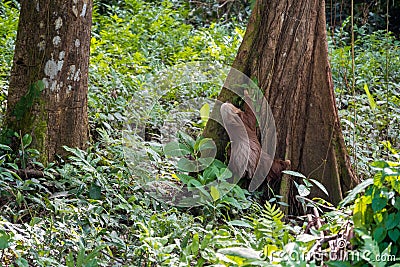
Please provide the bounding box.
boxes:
[5,0,92,163]
[203,0,359,214]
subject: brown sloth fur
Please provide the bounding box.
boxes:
[220,91,290,190]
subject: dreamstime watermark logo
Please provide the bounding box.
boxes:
[122,61,276,207]
[268,238,397,263]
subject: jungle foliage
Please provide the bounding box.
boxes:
[0,0,400,266]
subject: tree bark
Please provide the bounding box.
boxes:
[203,0,359,214]
[5,0,92,163]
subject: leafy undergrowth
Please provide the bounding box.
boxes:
[1,0,400,266]
[1,134,400,266]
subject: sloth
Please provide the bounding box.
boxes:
[220,90,290,191]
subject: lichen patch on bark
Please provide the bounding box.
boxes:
[53,36,61,46]
[44,59,58,79]
[55,17,63,30]
[81,4,87,17]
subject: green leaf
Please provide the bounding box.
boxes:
[187,179,203,188]
[202,167,217,182]
[176,173,194,184]
[227,220,252,228]
[388,228,400,242]
[353,197,368,228]
[0,144,12,151]
[164,141,191,157]
[191,233,199,255]
[373,226,387,243]
[296,234,319,243]
[326,261,352,267]
[22,134,32,148]
[210,185,220,201]
[66,251,75,267]
[382,167,400,177]
[89,183,102,200]
[36,79,45,92]
[177,158,197,172]
[218,247,261,260]
[385,213,400,230]
[282,170,306,179]
[372,197,387,212]
[200,233,212,250]
[340,178,373,208]
[371,160,389,170]
[178,131,195,149]
[85,245,105,265]
[76,245,86,267]
[217,168,232,181]
[197,138,216,151]
[15,258,29,267]
[199,103,210,124]
[394,197,400,210]
[309,179,329,196]
[0,230,13,249]
[297,184,310,197]
[197,157,214,169]
[364,83,377,110]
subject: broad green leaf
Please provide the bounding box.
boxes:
[22,134,32,148]
[202,167,217,182]
[164,141,191,157]
[388,228,400,242]
[297,184,310,197]
[340,178,373,208]
[372,197,387,212]
[373,171,384,187]
[15,258,29,267]
[199,103,210,124]
[89,183,102,200]
[218,247,261,260]
[364,83,377,110]
[177,158,197,172]
[385,213,400,230]
[76,245,86,267]
[227,220,252,228]
[282,170,306,179]
[373,226,387,243]
[394,197,400,210]
[187,179,203,188]
[197,157,214,169]
[191,233,199,255]
[210,185,220,201]
[0,230,12,249]
[217,168,232,181]
[197,137,216,151]
[66,252,75,267]
[176,173,193,184]
[326,261,353,267]
[309,179,329,196]
[200,233,212,249]
[178,131,195,148]
[353,197,367,228]
[0,144,12,151]
[221,196,242,209]
[296,234,319,243]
